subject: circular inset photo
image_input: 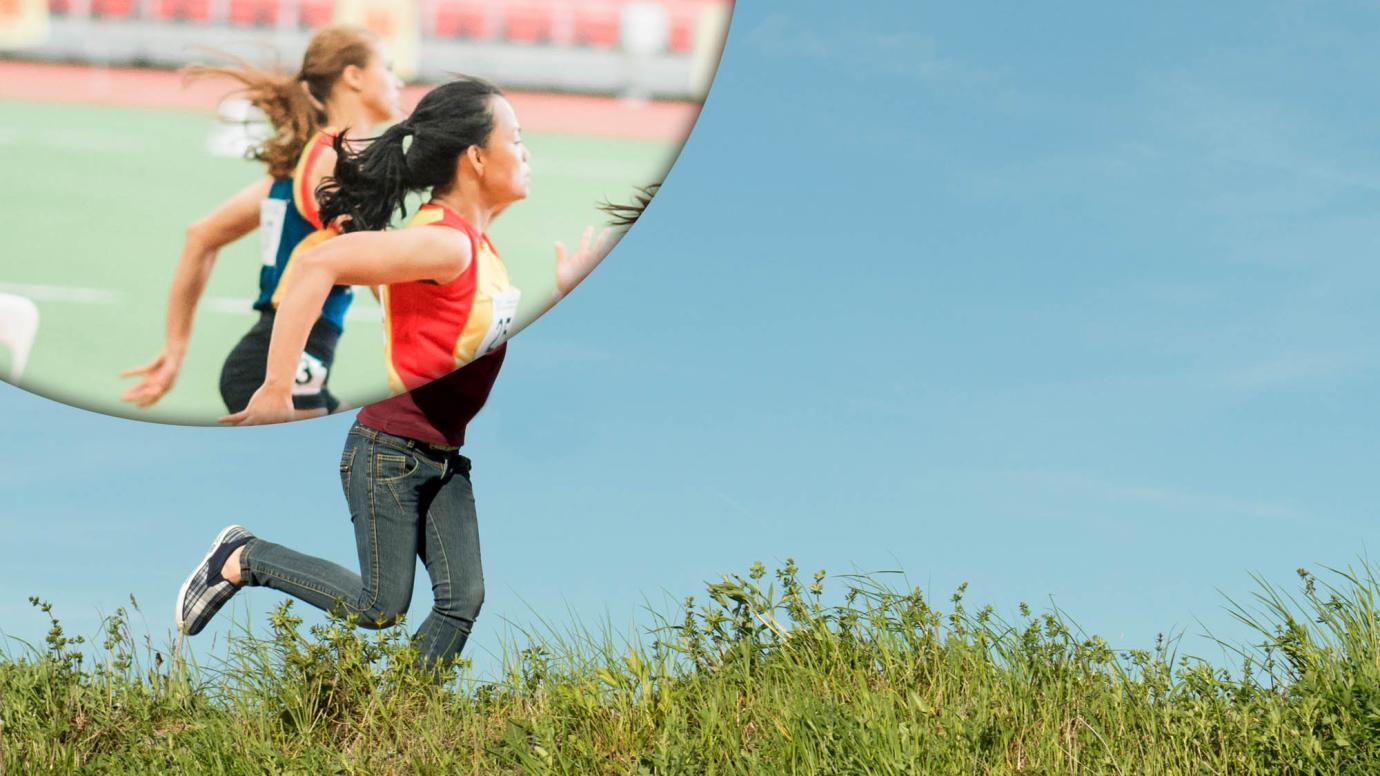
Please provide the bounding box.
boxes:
[0,0,731,424]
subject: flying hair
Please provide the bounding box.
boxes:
[600,184,660,228]
[184,25,379,178]
[317,76,504,233]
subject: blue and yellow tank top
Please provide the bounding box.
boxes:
[255,130,352,330]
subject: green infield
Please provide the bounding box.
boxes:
[0,100,676,424]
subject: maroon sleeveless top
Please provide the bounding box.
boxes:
[356,344,506,447]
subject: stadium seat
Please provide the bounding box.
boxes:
[502,0,553,44]
[432,0,496,40]
[153,0,212,22]
[548,2,575,45]
[667,0,699,53]
[229,0,283,26]
[573,0,623,49]
[90,0,135,18]
[298,0,333,28]
[47,0,74,16]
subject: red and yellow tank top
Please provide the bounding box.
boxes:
[381,202,520,394]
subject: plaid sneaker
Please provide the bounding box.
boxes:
[175,525,254,636]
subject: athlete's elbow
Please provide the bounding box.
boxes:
[432,253,470,285]
[297,245,340,280]
[184,220,214,252]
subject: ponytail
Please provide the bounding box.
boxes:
[318,77,504,232]
[185,25,378,179]
[186,58,322,178]
[317,123,415,232]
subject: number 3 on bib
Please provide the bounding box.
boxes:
[293,352,329,396]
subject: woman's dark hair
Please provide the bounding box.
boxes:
[601,183,660,227]
[185,25,379,178]
[318,77,504,233]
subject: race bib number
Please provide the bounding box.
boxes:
[259,199,287,267]
[476,289,521,358]
[292,352,328,396]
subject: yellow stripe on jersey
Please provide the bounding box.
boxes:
[268,228,333,310]
[292,129,334,227]
[409,206,446,228]
[451,240,514,365]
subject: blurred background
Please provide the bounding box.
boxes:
[3,0,731,98]
[0,0,732,423]
[5,1,1380,689]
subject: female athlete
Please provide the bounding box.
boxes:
[120,25,402,418]
[174,77,618,673]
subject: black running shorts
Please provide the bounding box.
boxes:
[219,311,341,414]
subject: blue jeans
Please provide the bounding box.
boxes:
[239,421,485,670]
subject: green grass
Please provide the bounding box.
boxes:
[5,561,1380,774]
[0,100,677,424]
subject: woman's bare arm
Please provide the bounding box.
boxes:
[120,177,271,408]
[220,226,470,425]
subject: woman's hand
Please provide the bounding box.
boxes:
[554,226,615,299]
[218,383,294,426]
[119,346,184,408]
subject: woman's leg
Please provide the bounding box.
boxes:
[237,425,439,628]
[220,313,339,416]
[291,318,341,418]
[412,454,485,669]
[219,315,271,413]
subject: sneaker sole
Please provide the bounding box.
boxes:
[174,524,243,634]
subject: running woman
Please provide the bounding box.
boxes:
[120,25,402,418]
[175,78,618,673]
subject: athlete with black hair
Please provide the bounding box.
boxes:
[175,77,645,674]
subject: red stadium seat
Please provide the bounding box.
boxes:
[47,0,74,15]
[573,0,623,49]
[153,0,212,22]
[548,3,575,45]
[229,0,283,26]
[667,0,700,53]
[90,0,135,17]
[502,0,553,44]
[432,0,495,40]
[298,0,333,28]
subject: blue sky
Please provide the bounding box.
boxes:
[4,1,1380,675]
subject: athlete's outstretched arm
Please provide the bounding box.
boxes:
[120,177,271,408]
[542,225,614,315]
[532,187,655,323]
[220,226,471,425]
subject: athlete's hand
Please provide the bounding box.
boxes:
[119,348,183,408]
[554,226,615,298]
[218,384,294,426]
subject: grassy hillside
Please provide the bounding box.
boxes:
[4,561,1379,774]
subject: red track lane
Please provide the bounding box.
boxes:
[0,60,699,141]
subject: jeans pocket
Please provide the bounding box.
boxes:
[339,444,356,492]
[375,452,419,484]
